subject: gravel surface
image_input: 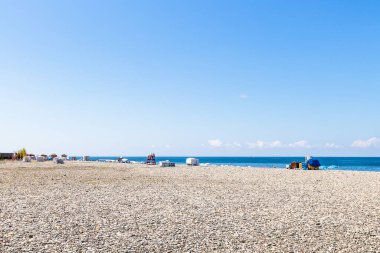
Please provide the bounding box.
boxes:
[1,161,379,252]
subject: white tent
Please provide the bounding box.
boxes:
[186,158,199,166]
[159,160,175,167]
[23,156,31,162]
[36,156,45,162]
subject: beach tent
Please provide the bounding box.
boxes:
[23,156,32,162]
[117,157,129,163]
[186,158,199,166]
[306,158,321,170]
[121,158,129,163]
[159,160,175,167]
[53,157,64,164]
[36,156,45,162]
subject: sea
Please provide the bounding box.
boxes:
[86,156,380,172]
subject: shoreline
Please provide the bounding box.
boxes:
[1,160,380,173]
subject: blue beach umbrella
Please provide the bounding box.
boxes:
[308,159,321,167]
[306,158,321,170]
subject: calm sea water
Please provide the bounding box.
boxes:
[87,156,380,172]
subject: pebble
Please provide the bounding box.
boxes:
[0,161,379,252]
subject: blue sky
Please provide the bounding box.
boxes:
[1,0,379,156]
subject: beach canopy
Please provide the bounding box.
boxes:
[186,158,199,166]
[307,159,321,167]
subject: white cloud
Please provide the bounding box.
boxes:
[208,139,223,148]
[240,94,248,99]
[351,137,380,148]
[247,141,265,149]
[210,141,243,148]
[288,140,311,148]
[206,139,380,149]
[247,140,311,149]
[324,143,341,149]
[269,140,285,148]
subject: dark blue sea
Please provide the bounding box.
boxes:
[86,157,380,172]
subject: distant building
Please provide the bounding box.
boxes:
[0,153,14,160]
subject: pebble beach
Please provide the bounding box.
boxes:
[0,161,379,252]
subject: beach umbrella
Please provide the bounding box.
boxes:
[308,159,321,167]
[306,158,321,170]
